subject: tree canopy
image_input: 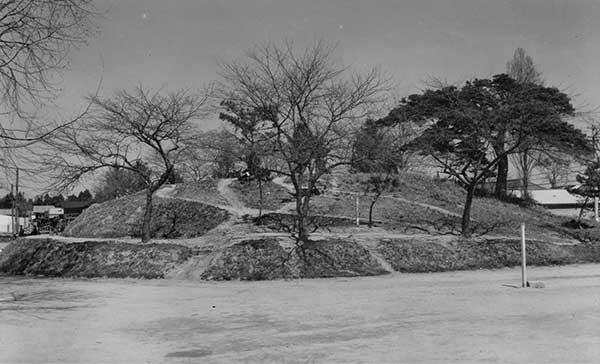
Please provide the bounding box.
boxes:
[218,40,390,243]
[45,86,209,242]
[380,74,591,236]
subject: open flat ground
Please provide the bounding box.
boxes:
[2,264,600,364]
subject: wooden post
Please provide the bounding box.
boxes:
[355,194,360,226]
[595,196,599,222]
[10,183,15,236]
[521,223,527,288]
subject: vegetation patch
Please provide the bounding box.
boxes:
[316,171,585,242]
[201,238,291,280]
[323,171,465,212]
[0,238,193,278]
[229,180,291,211]
[254,212,356,232]
[311,195,461,234]
[172,179,230,206]
[377,238,600,273]
[294,239,388,278]
[201,238,387,280]
[63,194,230,239]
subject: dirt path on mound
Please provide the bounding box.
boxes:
[272,176,463,219]
[387,195,463,219]
[152,179,543,250]
[216,178,261,216]
[155,181,257,217]
[194,178,491,247]
[271,177,297,213]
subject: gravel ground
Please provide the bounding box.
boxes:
[1,264,600,363]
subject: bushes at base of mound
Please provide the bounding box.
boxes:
[377,238,600,273]
[0,238,192,278]
[63,194,230,239]
[254,213,356,232]
[148,201,229,239]
[201,238,291,280]
[201,238,388,280]
[294,239,388,278]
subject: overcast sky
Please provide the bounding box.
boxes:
[56,0,600,118]
[10,0,600,194]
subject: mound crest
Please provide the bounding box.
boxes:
[63,193,230,239]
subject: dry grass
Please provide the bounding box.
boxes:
[171,178,230,206]
[0,238,193,278]
[377,237,600,273]
[229,180,291,211]
[318,171,588,242]
[63,193,230,239]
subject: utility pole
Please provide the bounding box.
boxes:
[10,183,15,236]
[15,168,19,235]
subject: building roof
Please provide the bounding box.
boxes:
[506,179,547,191]
[33,205,56,213]
[523,189,589,207]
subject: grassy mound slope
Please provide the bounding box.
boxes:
[319,171,586,242]
[0,238,193,278]
[201,238,291,280]
[324,171,464,212]
[171,178,230,206]
[311,195,461,234]
[295,239,388,278]
[63,193,230,239]
[378,238,600,273]
[201,238,387,280]
[229,180,291,211]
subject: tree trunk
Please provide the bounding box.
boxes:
[290,173,308,244]
[258,178,263,218]
[521,152,529,200]
[461,185,476,237]
[495,155,508,200]
[578,197,589,225]
[141,186,157,243]
[295,198,309,244]
[369,193,381,228]
[368,200,376,228]
[494,130,508,200]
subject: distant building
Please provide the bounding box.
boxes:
[0,212,29,234]
[513,189,594,218]
[61,200,93,216]
[33,205,64,216]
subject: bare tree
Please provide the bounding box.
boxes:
[45,87,209,242]
[539,153,572,188]
[183,128,243,180]
[493,48,545,199]
[510,148,541,199]
[0,0,98,176]
[506,48,544,85]
[93,161,151,203]
[218,40,390,244]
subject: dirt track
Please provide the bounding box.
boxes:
[2,264,600,363]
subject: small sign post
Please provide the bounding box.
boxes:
[521,223,527,288]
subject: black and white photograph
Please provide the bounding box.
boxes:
[1,1,599,363]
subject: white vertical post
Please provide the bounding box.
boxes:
[355,194,360,226]
[521,223,527,288]
[595,196,599,222]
